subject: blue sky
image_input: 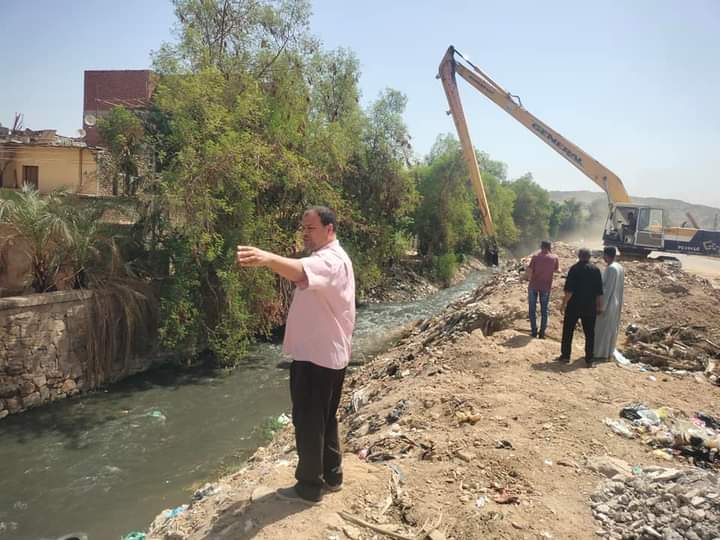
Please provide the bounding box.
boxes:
[1,0,718,206]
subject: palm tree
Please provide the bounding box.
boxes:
[0,186,69,292]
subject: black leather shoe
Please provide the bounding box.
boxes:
[276,486,322,505]
[323,481,342,493]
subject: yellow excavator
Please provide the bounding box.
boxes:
[438,45,720,259]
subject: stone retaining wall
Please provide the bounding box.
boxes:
[0,290,155,419]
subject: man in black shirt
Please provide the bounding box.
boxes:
[559,248,604,367]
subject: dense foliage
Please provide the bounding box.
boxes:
[18,0,600,365]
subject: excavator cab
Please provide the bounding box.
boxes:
[603,204,665,254]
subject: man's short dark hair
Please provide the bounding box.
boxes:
[306,206,337,230]
[540,240,551,251]
[603,246,617,258]
[578,247,591,261]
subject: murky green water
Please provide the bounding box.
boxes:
[0,270,489,540]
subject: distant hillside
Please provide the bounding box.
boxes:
[550,190,720,229]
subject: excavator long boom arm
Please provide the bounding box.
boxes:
[439,46,631,206]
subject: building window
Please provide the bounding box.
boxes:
[22,165,39,190]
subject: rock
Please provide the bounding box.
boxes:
[587,456,633,479]
[19,380,36,396]
[354,422,370,437]
[62,379,77,393]
[22,392,42,408]
[689,496,705,507]
[427,530,447,540]
[32,375,47,387]
[0,383,17,399]
[343,525,362,540]
[4,397,22,413]
[0,410,8,419]
[649,469,683,482]
[455,450,474,463]
[595,504,611,515]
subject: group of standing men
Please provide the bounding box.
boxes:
[527,242,625,367]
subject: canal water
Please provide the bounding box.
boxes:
[0,270,490,539]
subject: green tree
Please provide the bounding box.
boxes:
[415,136,482,265]
[549,198,590,237]
[508,173,552,246]
[97,106,149,196]
[0,187,67,291]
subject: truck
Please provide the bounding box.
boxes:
[438,45,720,258]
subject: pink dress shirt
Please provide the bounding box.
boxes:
[283,240,355,370]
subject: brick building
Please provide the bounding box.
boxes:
[82,70,158,145]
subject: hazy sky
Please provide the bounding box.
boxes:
[2,0,718,206]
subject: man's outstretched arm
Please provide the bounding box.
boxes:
[236,246,306,283]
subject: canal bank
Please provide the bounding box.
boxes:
[0,269,491,540]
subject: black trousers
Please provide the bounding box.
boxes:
[561,309,596,360]
[289,360,346,499]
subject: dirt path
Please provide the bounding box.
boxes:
[146,245,720,540]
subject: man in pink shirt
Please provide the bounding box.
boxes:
[527,240,560,339]
[236,206,355,504]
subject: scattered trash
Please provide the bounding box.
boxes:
[121,533,145,540]
[611,404,720,467]
[386,462,406,484]
[145,410,167,421]
[604,418,635,438]
[475,496,487,508]
[386,399,408,424]
[276,413,291,426]
[192,483,221,502]
[543,459,553,466]
[613,349,631,366]
[495,439,513,449]
[163,505,187,519]
[624,324,720,378]
[357,447,369,460]
[697,412,720,431]
[619,404,667,427]
[647,375,657,381]
[351,388,369,413]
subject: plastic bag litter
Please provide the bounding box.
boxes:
[163,505,187,519]
[619,404,669,427]
[122,533,146,540]
[613,350,631,366]
[604,418,635,438]
[145,410,167,421]
[696,412,720,431]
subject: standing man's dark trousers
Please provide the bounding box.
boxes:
[561,309,596,360]
[290,360,346,501]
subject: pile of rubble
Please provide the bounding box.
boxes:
[590,463,720,540]
[624,324,720,382]
[626,260,715,294]
[393,271,523,352]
